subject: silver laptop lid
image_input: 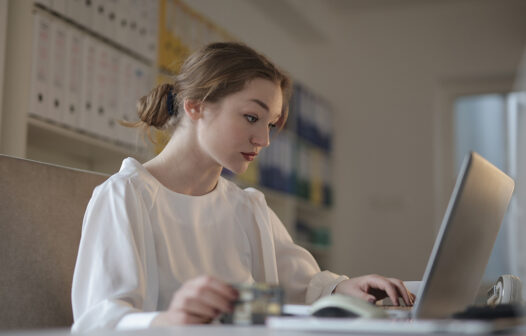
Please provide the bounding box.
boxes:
[413,152,515,319]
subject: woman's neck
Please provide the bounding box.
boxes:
[143,128,222,196]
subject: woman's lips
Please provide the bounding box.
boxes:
[241,152,257,161]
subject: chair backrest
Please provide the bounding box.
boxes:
[0,155,108,330]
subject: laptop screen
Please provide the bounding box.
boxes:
[413,152,514,319]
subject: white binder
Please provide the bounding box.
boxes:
[137,0,150,58]
[65,0,83,26]
[29,13,52,120]
[138,60,153,150]
[91,0,107,38]
[105,0,118,42]
[49,17,68,124]
[79,35,97,134]
[50,0,67,16]
[146,0,159,62]
[115,0,129,49]
[92,40,110,138]
[126,0,141,53]
[129,57,145,146]
[33,0,52,8]
[76,0,93,28]
[106,47,121,142]
[126,57,150,147]
[117,54,136,146]
[63,26,83,129]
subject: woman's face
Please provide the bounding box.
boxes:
[196,78,283,174]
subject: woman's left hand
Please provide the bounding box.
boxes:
[334,274,415,306]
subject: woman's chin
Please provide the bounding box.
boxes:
[224,163,249,175]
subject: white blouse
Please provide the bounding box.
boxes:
[71,158,347,332]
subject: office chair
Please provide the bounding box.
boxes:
[0,155,108,330]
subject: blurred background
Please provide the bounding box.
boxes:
[1,0,526,295]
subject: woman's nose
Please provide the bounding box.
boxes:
[251,127,270,147]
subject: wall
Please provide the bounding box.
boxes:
[185,0,526,280]
[327,0,526,280]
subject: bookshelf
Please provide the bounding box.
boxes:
[2,0,156,174]
[1,0,335,269]
[231,82,335,268]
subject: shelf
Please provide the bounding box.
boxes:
[296,197,331,215]
[26,117,152,162]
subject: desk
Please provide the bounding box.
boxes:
[0,326,307,336]
[1,324,525,336]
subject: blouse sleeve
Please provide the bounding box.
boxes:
[267,207,348,304]
[71,178,159,332]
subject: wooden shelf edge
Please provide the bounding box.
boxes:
[27,117,153,161]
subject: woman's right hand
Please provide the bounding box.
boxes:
[151,276,238,326]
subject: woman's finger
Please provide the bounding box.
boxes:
[192,286,234,313]
[388,278,411,306]
[409,292,416,305]
[176,295,220,320]
[170,276,236,317]
[185,276,237,313]
[383,283,401,306]
[367,277,402,306]
[194,276,238,301]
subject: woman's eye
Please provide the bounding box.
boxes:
[245,115,258,123]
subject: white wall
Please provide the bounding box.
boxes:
[327,0,526,280]
[183,0,526,280]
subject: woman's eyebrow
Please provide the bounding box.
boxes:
[249,98,269,112]
[249,98,281,121]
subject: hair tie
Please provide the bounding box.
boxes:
[167,89,176,116]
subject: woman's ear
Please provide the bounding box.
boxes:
[183,99,203,121]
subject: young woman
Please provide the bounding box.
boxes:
[71,42,413,332]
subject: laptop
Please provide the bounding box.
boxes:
[269,152,515,332]
[412,151,514,319]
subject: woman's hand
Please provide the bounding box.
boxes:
[151,276,238,326]
[334,274,415,306]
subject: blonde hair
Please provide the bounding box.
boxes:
[130,42,292,133]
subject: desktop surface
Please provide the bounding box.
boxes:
[0,326,314,336]
[1,323,526,336]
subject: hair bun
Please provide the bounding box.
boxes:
[136,83,177,129]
